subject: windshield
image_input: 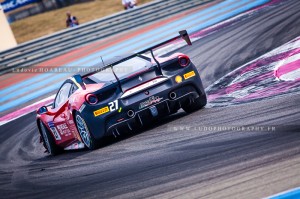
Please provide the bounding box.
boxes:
[86,56,152,83]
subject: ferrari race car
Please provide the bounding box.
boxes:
[36,30,207,155]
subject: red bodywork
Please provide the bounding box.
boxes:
[37,83,104,149]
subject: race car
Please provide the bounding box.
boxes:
[36,30,207,155]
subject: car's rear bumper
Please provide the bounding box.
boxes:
[105,84,206,137]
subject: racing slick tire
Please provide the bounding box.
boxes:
[75,112,99,150]
[39,120,62,155]
[182,97,206,113]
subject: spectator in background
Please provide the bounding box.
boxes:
[66,11,79,28]
[122,0,137,10]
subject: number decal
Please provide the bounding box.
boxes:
[108,100,119,112]
[94,100,119,117]
[108,102,114,111]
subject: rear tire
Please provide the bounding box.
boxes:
[75,112,99,150]
[182,96,206,113]
[39,120,62,155]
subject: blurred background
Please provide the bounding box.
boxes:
[0,0,153,44]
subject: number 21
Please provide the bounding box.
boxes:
[108,100,118,112]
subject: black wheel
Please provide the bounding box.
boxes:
[182,96,207,113]
[75,112,99,150]
[39,120,62,155]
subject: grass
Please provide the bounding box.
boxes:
[10,0,154,44]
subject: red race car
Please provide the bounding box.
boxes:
[36,30,207,155]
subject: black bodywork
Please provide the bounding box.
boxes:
[80,56,206,139]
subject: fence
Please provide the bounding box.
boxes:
[0,0,212,75]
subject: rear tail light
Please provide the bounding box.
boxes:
[178,55,190,67]
[85,94,98,105]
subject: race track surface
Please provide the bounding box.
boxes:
[1,0,300,198]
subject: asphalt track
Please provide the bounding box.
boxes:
[1,0,300,198]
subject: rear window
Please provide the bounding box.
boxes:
[87,56,152,83]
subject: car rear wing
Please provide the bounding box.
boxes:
[74,30,192,90]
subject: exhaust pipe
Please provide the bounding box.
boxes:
[127,110,135,118]
[169,92,177,100]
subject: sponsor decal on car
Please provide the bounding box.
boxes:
[48,122,61,140]
[139,96,163,109]
[184,71,196,80]
[94,106,109,117]
[57,123,71,136]
[93,100,120,117]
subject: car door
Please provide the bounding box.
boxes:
[51,82,74,143]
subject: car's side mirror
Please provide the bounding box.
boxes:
[73,74,86,90]
[179,30,192,46]
[37,106,48,115]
